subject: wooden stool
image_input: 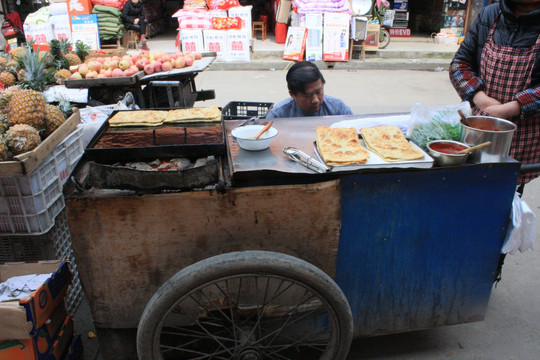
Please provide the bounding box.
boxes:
[252,21,267,40]
[101,38,121,49]
[122,30,140,49]
[349,38,366,61]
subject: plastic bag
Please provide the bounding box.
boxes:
[501,192,537,254]
[407,101,471,150]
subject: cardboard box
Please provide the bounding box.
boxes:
[203,30,229,61]
[48,316,74,360]
[180,29,205,53]
[0,110,80,177]
[0,261,71,341]
[226,30,250,62]
[0,306,68,360]
[364,23,380,50]
[67,0,93,16]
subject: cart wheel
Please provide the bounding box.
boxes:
[378,29,391,49]
[137,251,353,360]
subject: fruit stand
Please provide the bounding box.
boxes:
[63,54,217,108]
[63,111,521,360]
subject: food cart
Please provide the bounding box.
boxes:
[63,112,522,360]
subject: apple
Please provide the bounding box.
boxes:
[88,60,102,73]
[85,71,98,79]
[144,63,154,75]
[96,57,106,64]
[162,61,173,72]
[119,59,131,70]
[69,65,79,73]
[124,68,136,76]
[111,68,126,77]
[78,63,89,77]
[112,56,121,62]
[153,61,163,73]
[140,57,150,65]
[130,65,139,73]
[194,52,202,60]
[103,69,112,77]
[135,60,145,70]
[185,56,194,67]
[97,73,107,78]
[102,60,111,70]
[131,54,140,63]
[161,54,171,63]
[174,57,185,69]
[69,72,83,80]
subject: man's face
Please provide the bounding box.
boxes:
[290,79,324,114]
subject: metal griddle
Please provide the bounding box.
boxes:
[85,110,226,163]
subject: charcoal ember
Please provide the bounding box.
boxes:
[148,159,161,167]
[157,162,175,171]
[170,158,192,169]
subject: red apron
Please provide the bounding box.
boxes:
[475,13,540,184]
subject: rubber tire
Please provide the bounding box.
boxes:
[379,29,391,49]
[137,251,353,360]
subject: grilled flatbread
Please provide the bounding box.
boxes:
[164,106,221,123]
[360,125,424,162]
[316,127,370,166]
[108,110,167,127]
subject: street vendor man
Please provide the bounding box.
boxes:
[266,61,353,118]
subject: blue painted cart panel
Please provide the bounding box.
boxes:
[335,162,520,337]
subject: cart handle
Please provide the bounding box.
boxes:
[520,162,540,174]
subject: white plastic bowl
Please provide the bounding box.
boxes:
[231,125,278,151]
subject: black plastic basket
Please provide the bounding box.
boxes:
[222,101,274,120]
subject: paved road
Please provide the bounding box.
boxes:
[76,68,539,360]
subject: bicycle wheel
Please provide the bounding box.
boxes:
[137,251,353,360]
[379,29,391,49]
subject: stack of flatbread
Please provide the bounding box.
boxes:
[316,127,370,166]
[108,110,168,127]
[164,106,221,123]
[360,125,424,162]
[108,107,222,127]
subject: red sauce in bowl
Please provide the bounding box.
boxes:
[429,142,467,154]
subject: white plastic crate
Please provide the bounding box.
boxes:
[0,209,84,313]
[0,127,83,235]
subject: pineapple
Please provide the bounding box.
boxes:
[57,96,73,118]
[75,41,91,63]
[43,104,66,138]
[0,85,21,114]
[14,45,48,91]
[0,113,8,134]
[5,124,41,155]
[59,39,81,67]
[9,46,26,59]
[0,135,8,161]
[7,89,47,129]
[54,68,72,84]
[17,68,27,82]
[0,56,8,70]
[0,71,16,87]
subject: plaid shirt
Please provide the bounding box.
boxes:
[449,2,540,184]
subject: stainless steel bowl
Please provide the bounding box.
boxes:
[427,140,470,167]
[460,116,517,163]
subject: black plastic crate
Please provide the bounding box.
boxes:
[222,101,274,120]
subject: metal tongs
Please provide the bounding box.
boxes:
[283,147,331,174]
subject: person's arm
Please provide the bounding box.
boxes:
[449,12,484,103]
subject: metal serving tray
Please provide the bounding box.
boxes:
[314,140,434,172]
[84,110,225,163]
[64,71,145,88]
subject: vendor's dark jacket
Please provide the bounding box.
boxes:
[452,0,540,94]
[122,0,145,25]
